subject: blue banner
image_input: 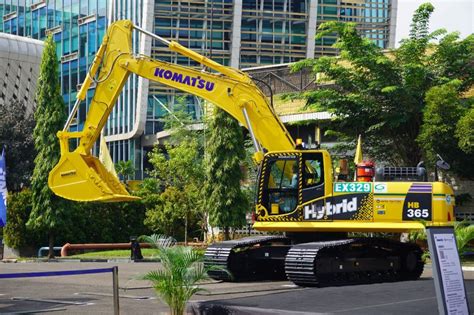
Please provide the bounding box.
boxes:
[0,267,115,279]
[0,148,7,227]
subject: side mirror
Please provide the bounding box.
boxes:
[435,154,450,181]
[436,159,450,171]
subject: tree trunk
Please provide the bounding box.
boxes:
[184,214,188,246]
[224,226,230,241]
[48,230,55,259]
[202,212,208,243]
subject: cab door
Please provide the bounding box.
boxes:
[260,155,300,216]
[301,152,326,204]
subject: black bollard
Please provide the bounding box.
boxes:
[130,236,143,261]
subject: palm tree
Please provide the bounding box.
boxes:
[139,234,226,315]
[139,234,177,248]
[454,221,474,257]
[141,246,208,315]
[409,221,474,258]
[115,160,135,182]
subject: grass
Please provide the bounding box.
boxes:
[64,247,206,259]
[66,248,161,259]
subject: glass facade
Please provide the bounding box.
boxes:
[240,0,309,66]
[316,0,391,54]
[1,0,145,178]
[147,0,232,135]
[1,0,395,179]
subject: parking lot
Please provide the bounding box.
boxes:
[0,261,473,314]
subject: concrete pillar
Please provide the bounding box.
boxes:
[306,0,319,59]
[230,0,243,68]
[388,0,398,48]
[106,0,152,143]
[135,0,153,136]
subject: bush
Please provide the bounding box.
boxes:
[59,201,151,244]
[3,189,43,249]
[3,188,151,251]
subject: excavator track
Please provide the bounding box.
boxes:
[285,238,424,287]
[204,235,291,281]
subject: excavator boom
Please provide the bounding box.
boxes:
[48,20,294,202]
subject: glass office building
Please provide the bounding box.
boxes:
[152,0,394,67]
[1,0,397,179]
[148,0,396,139]
[0,0,150,177]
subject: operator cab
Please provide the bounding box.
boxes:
[258,151,326,216]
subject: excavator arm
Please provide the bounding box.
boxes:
[48,20,295,202]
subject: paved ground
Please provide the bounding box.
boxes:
[0,261,472,314]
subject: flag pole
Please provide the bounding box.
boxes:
[354,135,363,181]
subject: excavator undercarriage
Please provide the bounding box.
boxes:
[204,235,424,287]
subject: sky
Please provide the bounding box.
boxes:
[395,0,474,47]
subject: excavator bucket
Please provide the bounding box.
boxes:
[48,152,140,202]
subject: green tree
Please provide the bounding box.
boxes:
[204,108,248,240]
[418,80,473,177]
[456,108,474,154]
[291,3,474,171]
[27,35,68,258]
[142,99,206,243]
[144,137,204,243]
[0,101,35,191]
[143,185,187,237]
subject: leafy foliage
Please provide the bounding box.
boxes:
[407,220,474,258]
[115,160,135,181]
[27,35,69,257]
[204,108,248,240]
[3,189,42,249]
[142,107,206,242]
[0,101,35,191]
[138,233,177,248]
[143,185,200,239]
[242,139,259,212]
[140,245,211,315]
[418,81,473,177]
[69,201,150,244]
[4,190,150,251]
[454,221,474,257]
[291,3,474,171]
[408,227,427,243]
[456,108,474,154]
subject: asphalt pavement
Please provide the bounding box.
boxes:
[0,261,472,314]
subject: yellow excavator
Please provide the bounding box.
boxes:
[48,20,455,286]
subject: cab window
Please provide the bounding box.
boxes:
[302,156,323,188]
[268,159,298,189]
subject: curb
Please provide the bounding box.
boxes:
[187,302,322,315]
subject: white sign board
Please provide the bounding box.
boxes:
[427,227,470,315]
